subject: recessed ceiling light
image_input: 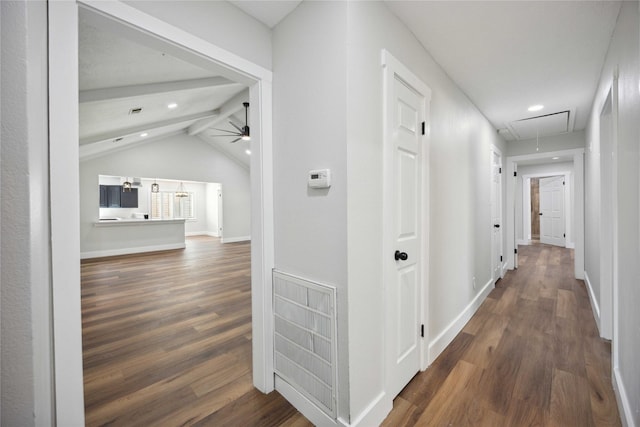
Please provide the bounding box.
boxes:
[528,104,544,112]
[552,156,560,160]
[167,103,178,109]
[245,149,251,155]
[140,132,148,137]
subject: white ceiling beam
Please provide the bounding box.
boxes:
[79,76,238,103]
[80,110,218,146]
[188,89,249,136]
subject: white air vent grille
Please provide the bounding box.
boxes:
[273,271,337,419]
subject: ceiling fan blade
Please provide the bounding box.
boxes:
[228,121,244,133]
[230,137,242,143]
[211,128,241,135]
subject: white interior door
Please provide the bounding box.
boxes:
[540,176,565,246]
[491,149,503,281]
[383,52,428,399]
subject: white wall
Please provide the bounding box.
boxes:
[274,1,507,423]
[0,1,53,424]
[80,133,250,254]
[585,1,640,425]
[124,0,272,71]
[515,162,574,245]
[506,130,586,156]
[272,2,350,421]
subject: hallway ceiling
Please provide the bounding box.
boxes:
[385,1,621,140]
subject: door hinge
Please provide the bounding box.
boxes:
[500,255,503,262]
[421,121,425,135]
[514,171,517,177]
[564,233,566,238]
[514,248,518,254]
[420,324,424,338]
[563,181,565,185]
[499,167,502,174]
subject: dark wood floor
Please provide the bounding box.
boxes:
[383,243,621,426]
[83,239,620,426]
[81,236,308,426]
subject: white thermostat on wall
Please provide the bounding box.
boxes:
[308,169,331,189]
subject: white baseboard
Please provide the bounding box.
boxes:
[343,392,391,427]
[428,278,494,363]
[501,262,508,278]
[275,376,339,427]
[566,241,575,249]
[221,235,251,243]
[613,367,635,427]
[185,231,218,237]
[517,239,529,245]
[80,242,185,259]
[583,271,601,335]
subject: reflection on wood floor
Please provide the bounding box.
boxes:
[83,238,620,426]
[81,236,310,426]
[383,243,621,426]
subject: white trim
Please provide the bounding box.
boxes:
[48,2,275,424]
[613,367,634,427]
[48,2,86,424]
[428,278,494,363]
[501,261,508,277]
[80,243,186,259]
[343,391,392,427]
[566,242,575,249]
[583,270,601,335]
[517,239,530,246]
[222,235,251,243]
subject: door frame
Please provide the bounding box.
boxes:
[490,145,504,281]
[506,148,584,278]
[381,49,431,387]
[48,2,274,425]
[521,172,572,247]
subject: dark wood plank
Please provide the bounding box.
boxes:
[81,236,306,426]
[383,242,621,426]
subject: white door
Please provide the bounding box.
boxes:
[490,149,502,282]
[383,51,429,399]
[540,176,565,246]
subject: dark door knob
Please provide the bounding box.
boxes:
[395,250,408,261]
[494,224,500,228]
[539,213,543,216]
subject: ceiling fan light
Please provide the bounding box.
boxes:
[241,135,251,141]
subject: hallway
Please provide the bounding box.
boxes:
[383,243,621,426]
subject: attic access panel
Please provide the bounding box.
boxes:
[508,110,571,140]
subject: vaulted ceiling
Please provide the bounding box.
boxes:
[79,11,252,166]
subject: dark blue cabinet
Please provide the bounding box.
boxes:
[99,185,137,208]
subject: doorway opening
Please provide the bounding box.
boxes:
[49,2,274,424]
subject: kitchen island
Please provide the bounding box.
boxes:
[81,218,186,259]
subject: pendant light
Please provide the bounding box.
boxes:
[175,182,188,198]
[151,179,160,193]
[122,177,132,192]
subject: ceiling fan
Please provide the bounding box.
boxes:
[209,102,250,143]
